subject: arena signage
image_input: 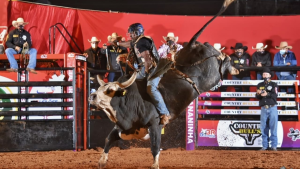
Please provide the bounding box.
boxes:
[222,80,299,86]
[186,100,195,150]
[229,122,261,145]
[196,120,300,148]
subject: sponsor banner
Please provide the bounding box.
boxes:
[200,92,299,98]
[186,100,196,150]
[198,101,296,107]
[198,109,298,115]
[197,120,300,148]
[222,80,299,86]
[199,92,221,98]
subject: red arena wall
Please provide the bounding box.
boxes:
[6,1,300,71]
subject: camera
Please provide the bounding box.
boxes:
[261,90,265,94]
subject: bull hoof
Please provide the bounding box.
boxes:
[98,152,108,169]
[150,164,159,169]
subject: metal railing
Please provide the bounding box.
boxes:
[49,23,83,54]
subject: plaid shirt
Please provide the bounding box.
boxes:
[158,43,183,58]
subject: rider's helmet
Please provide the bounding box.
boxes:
[128,23,144,37]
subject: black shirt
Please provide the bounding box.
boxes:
[256,81,278,106]
[230,52,251,78]
[251,51,272,67]
[6,28,32,49]
[105,45,128,70]
[84,47,107,70]
[136,37,152,53]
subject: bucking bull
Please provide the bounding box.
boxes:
[89,0,238,168]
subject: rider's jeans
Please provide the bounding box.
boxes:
[147,75,170,115]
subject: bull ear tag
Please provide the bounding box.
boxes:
[122,90,127,96]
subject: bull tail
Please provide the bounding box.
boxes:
[187,0,235,46]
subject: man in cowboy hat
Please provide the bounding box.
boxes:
[273,41,297,99]
[158,32,183,61]
[83,37,107,92]
[5,17,37,73]
[251,43,272,80]
[105,32,128,82]
[256,67,278,151]
[83,37,107,70]
[229,43,251,104]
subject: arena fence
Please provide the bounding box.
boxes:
[0,67,76,151]
[186,67,300,150]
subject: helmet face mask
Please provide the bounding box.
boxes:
[128,23,144,41]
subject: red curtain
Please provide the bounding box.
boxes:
[77,11,300,63]
[7,1,300,64]
[8,1,82,54]
[0,0,8,26]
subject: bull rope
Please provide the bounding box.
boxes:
[173,55,225,95]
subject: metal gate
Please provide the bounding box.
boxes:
[0,67,76,151]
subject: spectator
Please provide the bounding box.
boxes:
[6,18,37,74]
[230,43,251,91]
[230,43,251,108]
[256,67,278,151]
[83,37,107,93]
[106,32,128,82]
[83,37,107,70]
[251,43,272,80]
[158,32,183,61]
[273,41,297,94]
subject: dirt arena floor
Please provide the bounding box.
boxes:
[0,147,299,169]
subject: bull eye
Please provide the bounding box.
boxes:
[106,87,114,94]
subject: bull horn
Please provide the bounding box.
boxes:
[97,75,106,86]
[118,71,137,89]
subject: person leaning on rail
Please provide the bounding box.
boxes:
[83,37,107,93]
[251,43,272,80]
[273,41,297,96]
[256,67,278,151]
[229,43,251,108]
[5,17,37,74]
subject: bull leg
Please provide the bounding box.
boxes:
[149,124,162,169]
[99,127,121,169]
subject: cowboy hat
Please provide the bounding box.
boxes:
[88,37,100,43]
[163,32,179,43]
[107,32,122,42]
[213,43,225,51]
[261,67,274,78]
[230,43,248,51]
[275,41,292,50]
[12,18,29,28]
[252,43,268,50]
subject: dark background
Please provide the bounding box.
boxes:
[23,0,300,16]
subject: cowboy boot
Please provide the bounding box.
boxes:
[26,68,37,74]
[6,68,18,72]
[160,114,171,125]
